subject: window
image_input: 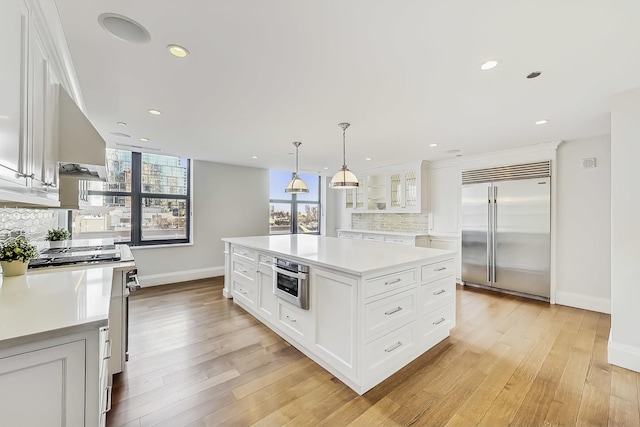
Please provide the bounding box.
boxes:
[269,170,320,235]
[70,149,190,245]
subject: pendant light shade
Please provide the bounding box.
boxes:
[330,122,359,189]
[285,142,309,194]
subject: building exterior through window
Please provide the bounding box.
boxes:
[269,170,321,235]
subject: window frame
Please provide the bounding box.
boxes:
[269,172,321,235]
[69,151,191,246]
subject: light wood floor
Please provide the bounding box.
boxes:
[106,277,640,427]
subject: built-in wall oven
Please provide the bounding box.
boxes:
[273,258,309,309]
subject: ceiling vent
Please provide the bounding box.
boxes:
[98,13,150,44]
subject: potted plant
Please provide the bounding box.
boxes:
[0,237,38,277]
[45,228,71,248]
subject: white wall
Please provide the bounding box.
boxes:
[609,88,640,372]
[555,136,611,313]
[133,160,269,286]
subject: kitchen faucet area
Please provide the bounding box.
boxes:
[2,0,640,425]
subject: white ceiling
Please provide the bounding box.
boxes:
[54,0,640,175]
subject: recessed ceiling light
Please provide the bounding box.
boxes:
[98,13,151,44]
[139,137,149,142]
[536,119,548,125]
[429,143,438,147]
[148,109,162,115]
[109,132,130,138]
[168,44,189,58]
[480,60,498,71]
[365,157,372,161]
[252,156,258,159]
[323,167,329,170]
[116,121,127,126]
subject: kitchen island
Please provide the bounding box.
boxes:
[222,234,456,394]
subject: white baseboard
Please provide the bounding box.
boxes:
[609,334,640,373]
[138,266,224,287]
[555,291,611,314]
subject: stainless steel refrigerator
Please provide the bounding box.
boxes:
[461,161,551,300]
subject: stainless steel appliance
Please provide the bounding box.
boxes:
[461,161,551,300]
[273,258,309,309]
[28,240,138,374]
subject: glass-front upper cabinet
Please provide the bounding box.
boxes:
[387,165,424,212]
[404,170,418,209]
[345,177,365,210]
[390,172,402,209]
[367,173,386,210]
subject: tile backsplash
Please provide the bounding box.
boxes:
[0,209,58,245]
[352,212,429,233]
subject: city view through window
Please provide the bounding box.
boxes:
[71,149,190,245]
[269,170,320,235]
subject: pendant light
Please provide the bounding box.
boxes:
[330,122,359,189]
[285,141,309,193]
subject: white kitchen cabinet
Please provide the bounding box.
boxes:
[310,267,357,378]
[0,327,106,427]
[257,256,276,323]
[428,237,461,282]
[429,166,459,234]
[0,0,60,206]
[0,0,30,190]
[337,229,430,248]
[366,172,387,210]
[345,178,365,210]
[224,238,455,395]
[344,161,429,213]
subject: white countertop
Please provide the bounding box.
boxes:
[222,235,455,276]
[0,266,113,349]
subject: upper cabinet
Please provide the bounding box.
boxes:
[344,161,429,214]
[0,0,76,207]
[428,166,459,234]
[0,0,30,191]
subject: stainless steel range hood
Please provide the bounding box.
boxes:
[57,85,108,181]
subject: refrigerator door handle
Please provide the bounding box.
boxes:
[487,186,492,283]
[492,185,497,284]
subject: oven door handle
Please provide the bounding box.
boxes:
[272,265,308,280]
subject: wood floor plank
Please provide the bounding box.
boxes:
[106,279,640,427]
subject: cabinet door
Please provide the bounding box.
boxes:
[0,0,29,187]
[311,268,356,378]
[429,167,459,233]
[404,170,419,209]
[257,266,275,322]
[367,173,386,210]
[29,23,59,190]
[0,340,85,427]
[389,172,402,209]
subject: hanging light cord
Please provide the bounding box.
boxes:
[293,141,301,175]
[338,122,350,169]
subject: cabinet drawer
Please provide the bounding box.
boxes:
[232,279,256,306]
[421,259,455,283]
[232,257,255,282]
[364,268,417,299]
[362,234,384,242]
[418,277,455,316]
[232,245,256,261]
[364,323,416,376]
[364,288,417,340]
[277,299,307,342]
[338,231,362,240]
[421,303,455,339]
[383,236,415,245]
[258,254,274,267]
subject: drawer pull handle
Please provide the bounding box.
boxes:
[385,341,403,353]
[433,289,446,296]
[103,385,113,414]
[434,267,447,272]
[385,306,403,316]
[433,317,446,325]
[104,339,112,360]
[384,278,402,286]
[285,315,297,323]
